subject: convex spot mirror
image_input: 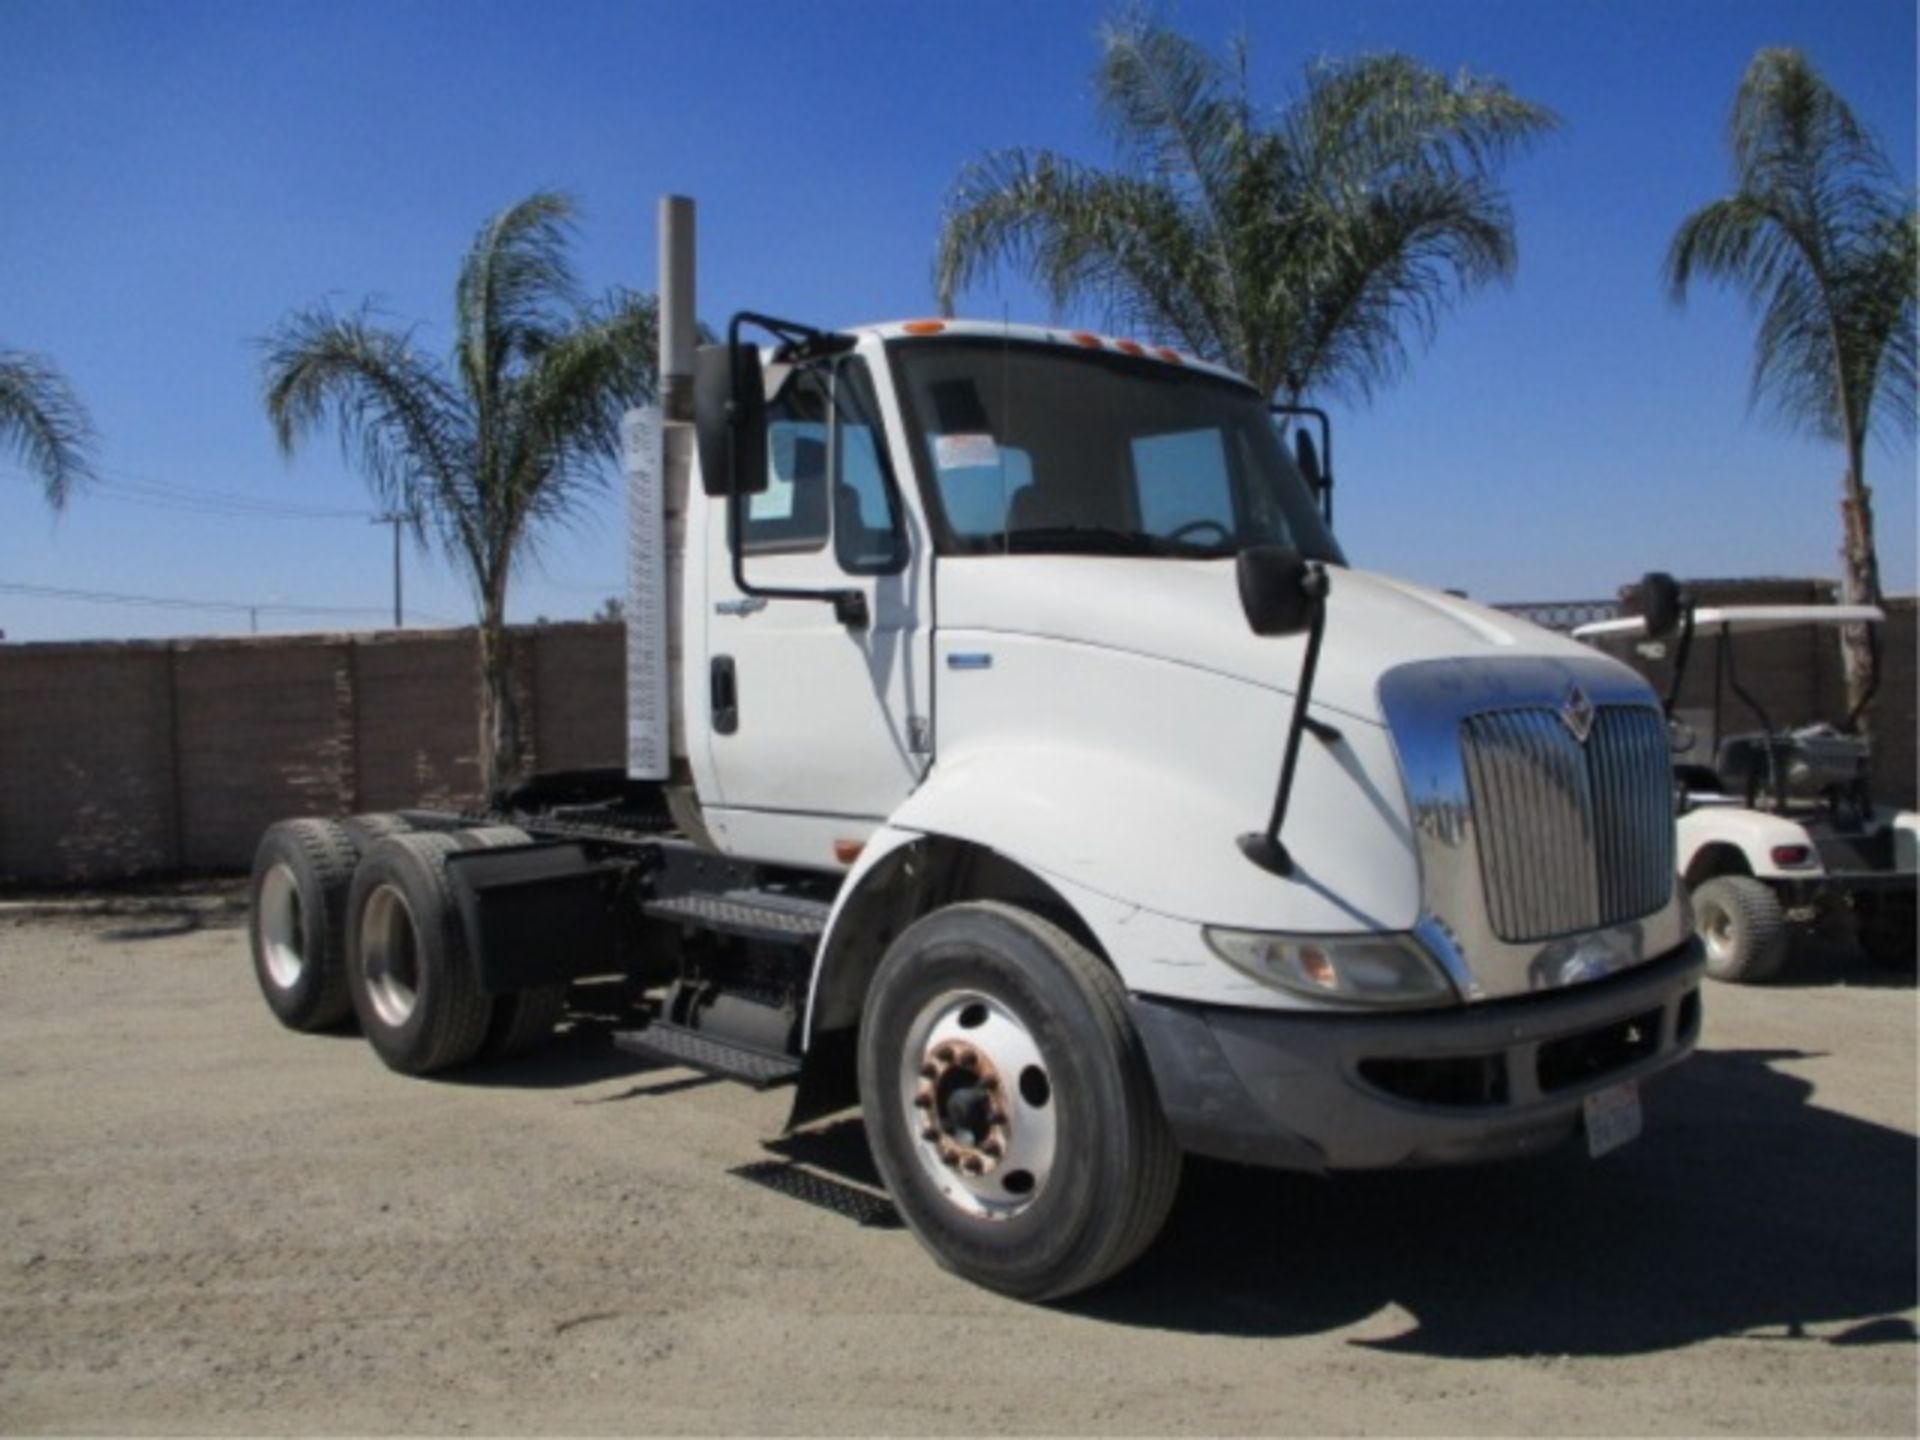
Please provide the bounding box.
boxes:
[1238,545,1328,637]
[694,342,769,498]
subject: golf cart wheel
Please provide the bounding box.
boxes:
[858,901,1181,1302]
[248,818,361,1031]
[345,832,493,1075]
[1693,875,1788,983]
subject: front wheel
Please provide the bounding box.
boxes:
[858,902,1181,1301]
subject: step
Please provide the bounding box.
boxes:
[641,890,831,948]
[614,1022,801,1089]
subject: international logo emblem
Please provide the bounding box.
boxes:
[1560,681,1596,744]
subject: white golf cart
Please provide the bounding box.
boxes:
[1577,589,1917,983]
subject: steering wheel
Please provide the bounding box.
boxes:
[1166,518,1233,546]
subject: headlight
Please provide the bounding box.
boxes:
[1202,928,1457,1007]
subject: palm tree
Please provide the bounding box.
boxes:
[1667,48,1916,719]
[264,192,658,796]
[935,18,1556,405]
[1,348,96,510]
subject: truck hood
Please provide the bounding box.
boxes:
[936,556,1620,725]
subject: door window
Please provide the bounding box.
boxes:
[746,358,905,575]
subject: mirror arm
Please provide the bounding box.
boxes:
[1239,565,1332,876]
[725,486,870,631]
[1662,606,1695,719]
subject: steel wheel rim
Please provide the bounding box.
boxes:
[360,883,421,1028]
[1701,901,1735,963]
[258,863,305,990]
[899,989,1058,1221]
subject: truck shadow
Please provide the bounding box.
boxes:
[1772,935,1915,989]
[1068,1047,1916,1357]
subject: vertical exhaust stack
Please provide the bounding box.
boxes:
[625,195,696,783]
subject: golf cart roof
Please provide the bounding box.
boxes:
[1573,604,1886,640]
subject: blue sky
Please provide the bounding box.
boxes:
[2,0,1914,641]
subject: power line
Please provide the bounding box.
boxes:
[0,580,459,628]
[5,467,375,521]
[91,467,375,520]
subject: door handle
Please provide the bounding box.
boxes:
[710,655,738,735]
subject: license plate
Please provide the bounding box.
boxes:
[1584,1080,1643,1159]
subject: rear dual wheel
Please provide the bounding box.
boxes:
[858,902,1181,1301]
[345,825,566,1073]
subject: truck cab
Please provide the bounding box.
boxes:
[247,203,1705,1302]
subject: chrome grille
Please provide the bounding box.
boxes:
[1460,705,1673,943]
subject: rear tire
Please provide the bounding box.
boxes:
[858,901,1181,1301]
[1693,875,1789,983]
[340,811,415,851]
[248,819,360,1031]
[345,833,493,1074]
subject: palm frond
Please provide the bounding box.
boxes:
[501,289,660,542]
[260,303,475,552]
[936,148,1224,351]
[454,191,581,405]
[934,22,1553,401]
[1669,49,1916,451]
[0,349,97,511]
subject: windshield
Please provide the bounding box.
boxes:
[891,338,1344,563]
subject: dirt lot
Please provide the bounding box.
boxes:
[0,901,1913,1436]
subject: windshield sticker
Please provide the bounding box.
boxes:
[934,433,1001,471]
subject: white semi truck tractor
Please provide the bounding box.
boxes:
[247,197,1706,1300]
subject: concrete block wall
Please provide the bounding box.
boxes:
[0,623,624,885]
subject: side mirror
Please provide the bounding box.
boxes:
[1238,545,1328,637]
[694,342,769,497]
[1641,571,1684,640]
[1293,429,1325,493]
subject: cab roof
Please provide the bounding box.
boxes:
[851,318,1253,390]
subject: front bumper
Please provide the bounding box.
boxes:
[1130,936,1705,1173]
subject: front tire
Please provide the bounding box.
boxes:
[1693,875,1789,983]
[858,902,1181,1301]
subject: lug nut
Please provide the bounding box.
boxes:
[981,1074,1001,1091]
[913,1088,933,1109]
[981,1139,1003,1159]
[934,1045,955,1064]
[921,1127,940,1143]
[962,1155,985,1175]
[919,1063,938,1081]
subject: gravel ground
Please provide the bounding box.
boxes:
[0,903,1913,1436]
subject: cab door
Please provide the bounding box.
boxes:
[702,352,929,868]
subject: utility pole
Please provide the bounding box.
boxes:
[372,512,407,628]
